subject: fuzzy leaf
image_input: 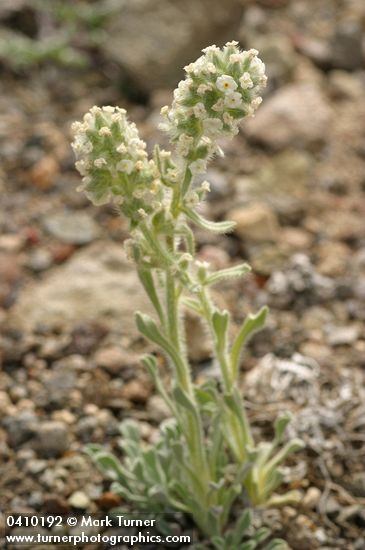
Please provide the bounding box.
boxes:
[205,263,251,286]
[274,413,292,444]
[264,539,289,550]
[181,296,204,314]
[136,312,181,366]
[212,309,230,351]
[137,269,165,324]
[184,207,236,234]
[230,306,268,376]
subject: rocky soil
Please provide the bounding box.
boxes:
[1,1,365,549]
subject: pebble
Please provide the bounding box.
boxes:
[68,490,90,509]
[43,210,100,245]
[35,421,69,458]
[228,202,279,242]
[27,248,53,272]
[147,395,171,422]
[30,155,59,189]
[3,411,39,447]
[302,487,321,509]
[120,378,152,403]
[94,346,136,374]
[327,326,359,346]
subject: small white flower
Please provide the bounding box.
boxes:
[223,112,234,126]
[177,133,194,156]
[225,40,239,47]
[201,181,211,192]
[193,102,207,119]
[249,56,266,77]
[102,106,115,113]
[184,63,195,73]
[247,48,259,58]
[75,159,90,176]
[185,191,200,206]
[216,75,238,94]
[189,159,207,175]
[224,92,243,109]
[90,106,101,115]
[206,62,217,74]
[160,105,169,116]
[202,45,220,54]
[117,143,127,154]
[116,159,134,174]
[251,96,263,110]
[99,127,112,137]
[94,157,107,168]
[111,112,123,123]
[197,83,212,95]
[83,112,94,126]
[71,121,84,133]
[137,208,148,219]
[259,75,268,87]
[229,53,243,64]
[239,72,254,89]
[167,169,179,182]
[212,98,225,112]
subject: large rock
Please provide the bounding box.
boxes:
[244,82,332,151]
[8,241,211,361]
[103,0,243,94]
[8,241,152,338]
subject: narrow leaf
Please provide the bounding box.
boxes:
[230,306,268,376]
[205,263,251,286]
[184,207,236,234]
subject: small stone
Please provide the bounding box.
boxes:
[30,155,59,189]
[3,411,39,447]
[245,82,332,151]
[94,346,137,374]
[95,492,122,510]
[302,487,321,509]
[228,202,279,242]
[35,421,69,458]
[25,459,48,475]
[43,369,77,408]
[0,233,24,252]
[27,248,53,272]
[68,491,90,509]
[120,379,152,403]
[43,210,100,245]
[316,241,350,277]
[281,227,313,250]
[147,395,171,422]
[44,494,70,515]
[327,326,359,346]
[324,495,341,517]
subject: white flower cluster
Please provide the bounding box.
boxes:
[71,106,159,222]
[160,41,267,175]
